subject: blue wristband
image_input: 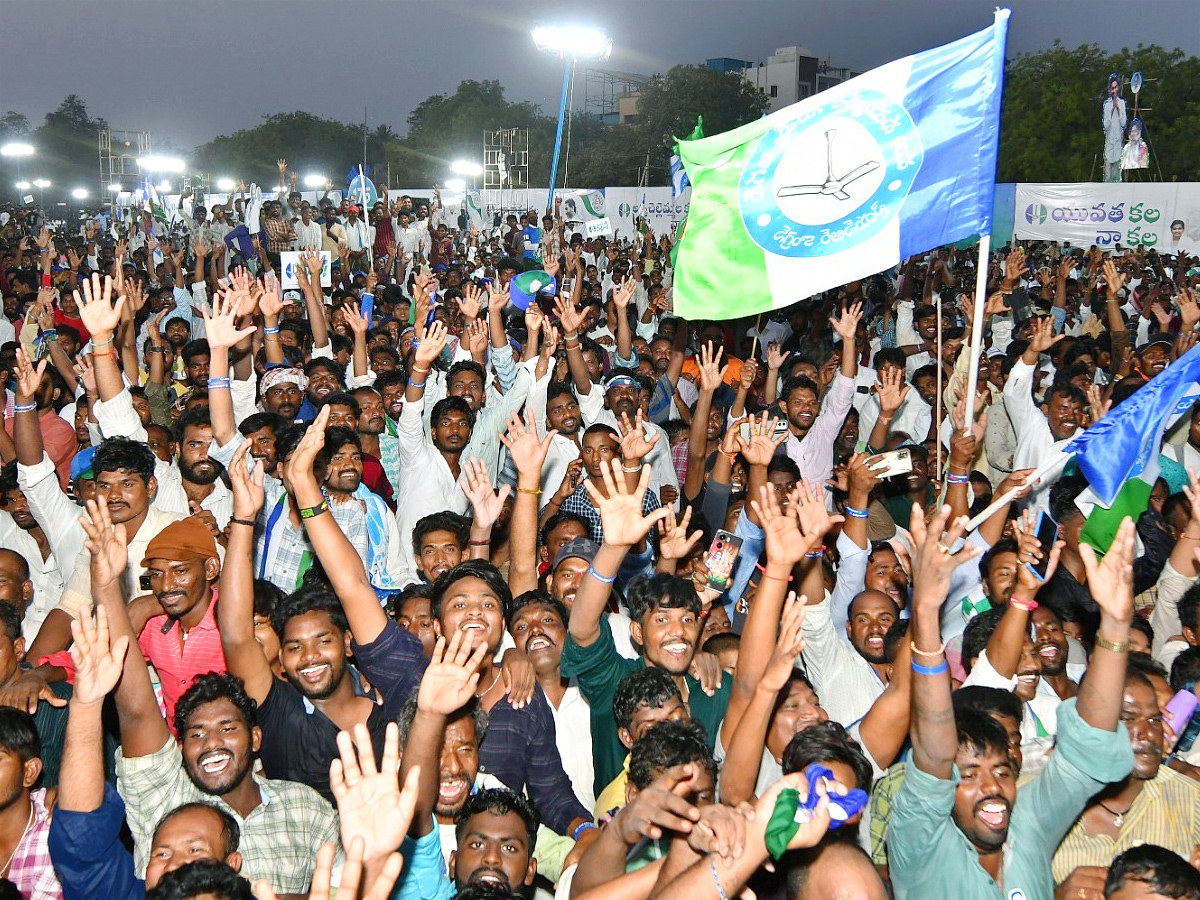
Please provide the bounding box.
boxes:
[946,473,970,485]
[207,377,231,390]
[13,402,36,413]
[844,504,869,519]
[588,564,617,585]
[572,821,598,841]
[911,658,949,676]
[263,326,280,335]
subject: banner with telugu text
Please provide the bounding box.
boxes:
[1014,183,1200,253]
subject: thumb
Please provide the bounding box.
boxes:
[42,687,68,709]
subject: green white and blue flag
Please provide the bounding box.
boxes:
[673,10,1009,319]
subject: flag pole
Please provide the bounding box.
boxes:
[964,449,1071,532]
[961,233,991,435]
[750,313,763,360]
[935,288,943,477]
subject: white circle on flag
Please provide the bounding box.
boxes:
[772,116,885,226]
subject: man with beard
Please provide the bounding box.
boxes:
[1053,667,1200,887]
[395,325,472,587]
[301,358,345,420]
[318,395,393,503]
[0,708,60,898]
[888,508,1135,900]
[412,512,470,584]
[259,368,306,423]
[561,462,730,794]
[233,412,287,478]
[135,518,226,732]
[216,435,426,801]
[77,501,338,893]
[353,385,400,496]
[27,438,185,684]
[507,590,596,809]
[1004,316,1087,509]
[0,465,66,639]
[525,380,585,506]
[316,425,404,599]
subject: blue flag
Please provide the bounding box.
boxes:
[674,10,1008,319]
[1066,341,1200,506]
[670,154,689,197]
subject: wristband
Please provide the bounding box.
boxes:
[1094,635,1129,654]
[946,473,970,485]
[229,517,256,528]
[515,486,541,495]
[760,570,792,583]
[40,274,51,288]
[407,377,426,389]
[621,463,643,473]
[1008,596,1039,612]
[572,821,598,842]
[804,550,824,559]
[12,402,36,413]
[587,564,617,585]
[146,346,167,354]
[911,658,949,676]
[468,538,491,547]
[92,335,115,350]
[910,640,946,658]
[298,499,330,519]
[844,504,869,519]
[263,326,280,335]
[42,329,57,342]
[207,377,231,390]
[410,365,430,375]
[709,856,729,900]
[91,348,114,358]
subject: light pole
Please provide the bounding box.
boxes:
[1,143,34,188]
[33,179,49,210]
[532,26,611,213]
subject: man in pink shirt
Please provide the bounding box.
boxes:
[137,518,225,733]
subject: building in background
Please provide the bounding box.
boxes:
[728,47,860,112]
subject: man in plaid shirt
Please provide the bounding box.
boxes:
[0,708,60,900]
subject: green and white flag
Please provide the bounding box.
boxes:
[673,11,1008,320]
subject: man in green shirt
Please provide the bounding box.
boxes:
[888,508,1136,900]
[560,461,731,796]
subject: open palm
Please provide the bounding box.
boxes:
[586,461,668,547]
[331,723,421,865]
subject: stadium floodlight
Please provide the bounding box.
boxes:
[33,179,50,188]
[532,26,611,58]
[108,183,122,193]
[136,155,186,173]
[14,181,30,191]
[71,188,88,199]
[444,178,467,193]
[451,160,484,178]
[303,174,326,188]
[216,178,236,191]
[0,144,34,158]
[158,181,172,193]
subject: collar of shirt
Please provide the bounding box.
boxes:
[145,587,220,638]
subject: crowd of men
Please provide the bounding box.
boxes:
[0,167,1196,900]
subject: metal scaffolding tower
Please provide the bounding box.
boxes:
[483,128,530,225]
[98,128,152,197]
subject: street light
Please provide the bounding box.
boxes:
[0,143,34,158]
[216,178,236,192]
[14,181,30,191]
[72,188,88,199]
[136,155,185,173]
[532,25,611,212]
[303,174,326,188]
[451,160,484,178]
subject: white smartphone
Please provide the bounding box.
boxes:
[869,448,913,480]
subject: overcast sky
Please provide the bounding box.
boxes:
[1,0,1195,153]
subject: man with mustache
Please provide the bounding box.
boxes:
[81,502,339,893]
[888,508,1136,900]
[1053,667,1200,889]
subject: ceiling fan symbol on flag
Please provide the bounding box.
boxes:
[776,130,880,202]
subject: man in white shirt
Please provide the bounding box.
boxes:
[342,205,373,271]
[293,204,322,251]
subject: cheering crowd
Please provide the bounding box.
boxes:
[0,172,1196,900]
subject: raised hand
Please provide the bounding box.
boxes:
[343,299,370,337]
[1079,516,1135,626]
[613,276,637,310]
[330,722,422,874]
[696,341,728,393]
[553,292,585,337]
[750,483,808,567]
[876,366,909,415]
[791,479,842,549]
[1084,383,1110,424]
[830,301,863,342]
[486,281,510,317]
[761,592,807,691]
[1177,288,1200,332]
[457,283,482,320]
[414,320,448,368]
[584,460,670,548]
[1012,508,1063,595]
[617,410,660,463]
[462,457,511,532]
[1102,259,1127,302]
[417,630,490,716]
[276,158,288,175]
[69,604,130,705]
[79,497,129,591]
[12,347,47,405]
[657,505,703,562]
[766,342,787,372]
[301,249,324,280]
[463,318,488,358]
[228,441,266,521]
[908,503,980,613]
[1027,315,1063,356]
[610,764,702,845]
[34,228,52,252]
[498,410,555,479]
[202,290,256,351]
[738,357,758,392]
[739,413,788,467]
[74,273,124,338]
[287,406,331,496]
[1004,248,1029,285]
